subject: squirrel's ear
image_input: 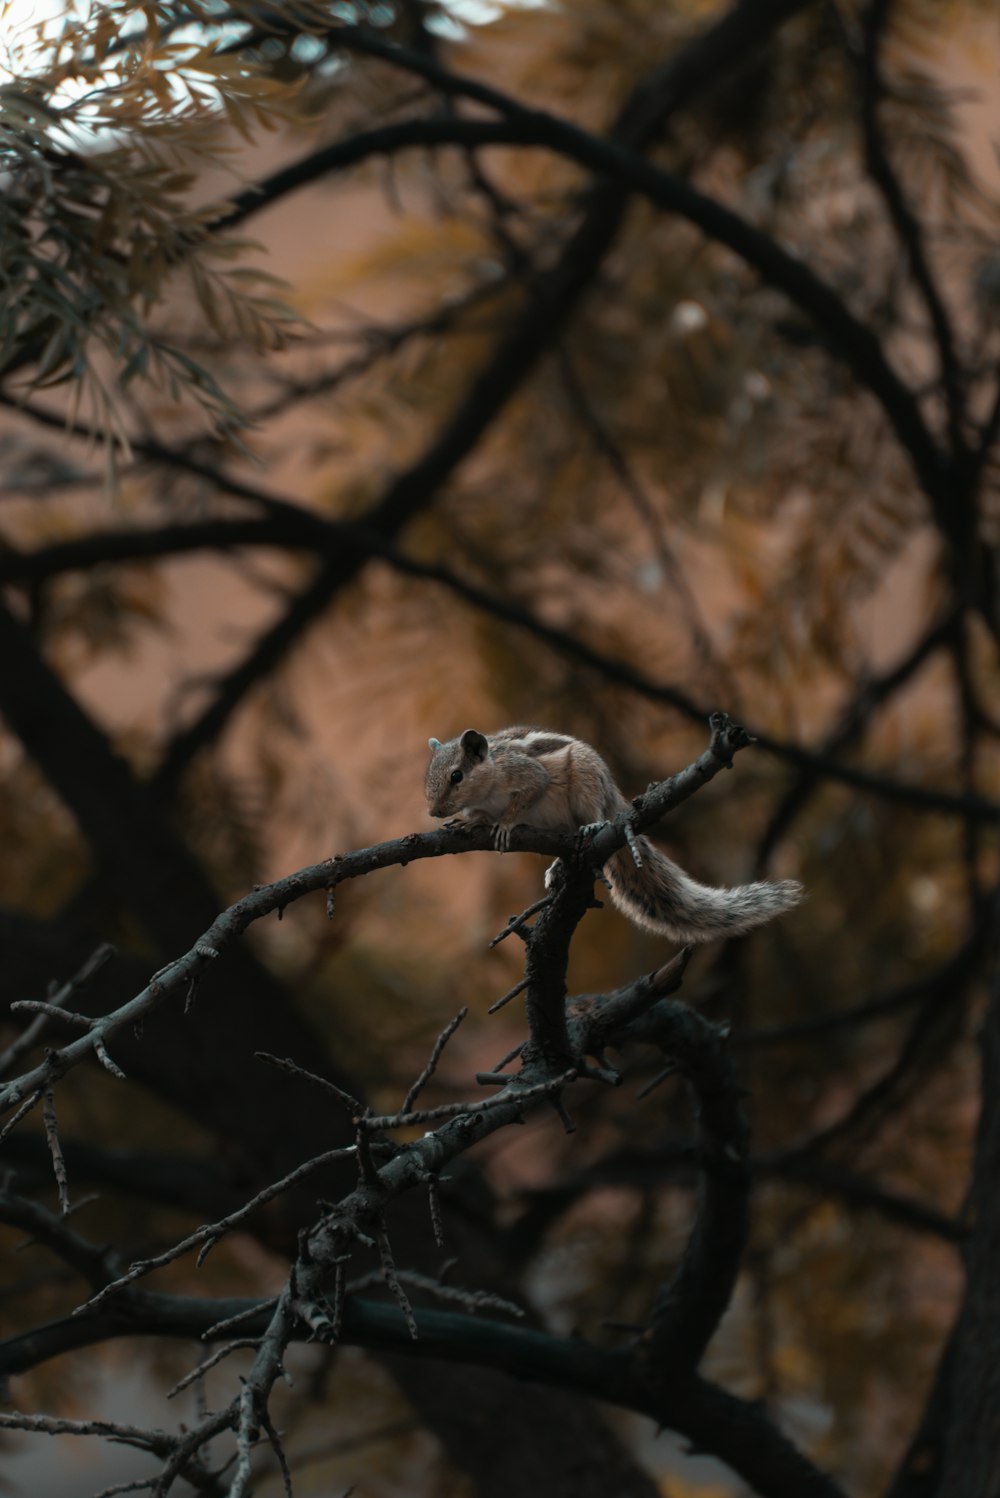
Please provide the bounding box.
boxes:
[460,729,489,760]
[428,737,442,751]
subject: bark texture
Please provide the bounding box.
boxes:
[934,973,1000,1498]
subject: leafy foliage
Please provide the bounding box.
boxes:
[0,0,306,443]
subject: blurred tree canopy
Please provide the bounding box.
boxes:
[1,0,999,1495]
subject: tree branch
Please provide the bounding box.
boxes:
[612,995,751,1378]
[205,21,947,517]
[0,1289,847,1498]
[852,0,967,458]
[4,497,997,825]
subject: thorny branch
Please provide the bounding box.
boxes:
[0,3,995,1492]
[0,715,748,1120]
[0,943,116,1081]
[0,716,845,1498]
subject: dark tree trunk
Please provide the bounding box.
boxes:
[934,973,1000,1498]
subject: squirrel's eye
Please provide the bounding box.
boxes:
[450,769,464,784]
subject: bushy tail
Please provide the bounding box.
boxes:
[605,838,803,943]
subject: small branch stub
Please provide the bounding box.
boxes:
[708,711,755,768]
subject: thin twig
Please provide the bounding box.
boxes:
[489,1040,526,1071]
[150,1407,233,1498]
[75,1147,355,1312]
[489,895,553,948]
[489,978,529,1014]
[93,1478,156,1498]
[166,1339,260,1399]
[376,1222,418,1340]
[93,1036,127,1081]
[362,1069,577,1131]
[636,1064,677,1100]
[260,1408,293,1498]
[348,1266,524,1319]
[427,1175,445,1249]
[255,1053,365,1116]
[203,1299,278,1341]
[43,1090,70,1214]
[0,1088,43,1143]
[401,1007,468,1114]
[0,944,115,1080]
[9,1002,94,1027]
[354,1115,383,1189]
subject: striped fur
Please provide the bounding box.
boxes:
[425,727,803,943]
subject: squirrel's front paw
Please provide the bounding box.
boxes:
[493,824,515,853]
[576,820,610,851]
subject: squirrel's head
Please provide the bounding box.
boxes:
[425,729,490,818]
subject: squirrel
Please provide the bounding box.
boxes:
[424,726,803,944]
